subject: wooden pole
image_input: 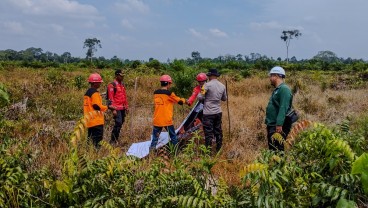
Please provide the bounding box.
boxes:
[129,77,138,140]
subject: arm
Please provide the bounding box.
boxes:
[122,85,129,110]
[187,86,200,105]
[107,83,115,108]
[276,87,292,126]
[91,93,108,112]
[169,92,186,105]
[221,88,227,101]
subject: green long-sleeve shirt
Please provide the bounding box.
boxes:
[265,83,292,126]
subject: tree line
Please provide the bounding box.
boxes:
[0,47,367,72]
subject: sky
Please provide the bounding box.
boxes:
[0,0,367,62]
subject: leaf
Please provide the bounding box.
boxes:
[336,198,357,208]
[351,153,368,175]
[361,173,368,195]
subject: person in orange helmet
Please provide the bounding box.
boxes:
[150,74,187,151]
[83,73,108,148]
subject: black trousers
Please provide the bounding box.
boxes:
[111,110,126,143]
[203,113,223,152]
[88,125,104,148]
[267,117,292,151]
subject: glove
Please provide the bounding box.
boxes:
[200,85,206,95]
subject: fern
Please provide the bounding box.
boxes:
[313,182,348,202]
[285,120,313,149]
[326,139,356,161]
[239,163,268,178]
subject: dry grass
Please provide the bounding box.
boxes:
[1,68,368,186]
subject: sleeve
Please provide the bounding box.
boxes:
[107,83,115,103]
[169,92,186,105]
[221,87,227,101]
[187,86,200,105]
[276,87,292,126]
[123,86,129,109]
[91,93,108,112]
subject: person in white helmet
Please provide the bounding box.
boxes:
[265,66,293,151]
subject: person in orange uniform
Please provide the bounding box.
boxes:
[150,75,187,150]
[107,69,129,144]
[83,73,108,148]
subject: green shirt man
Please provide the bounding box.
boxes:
[265,66,293,151]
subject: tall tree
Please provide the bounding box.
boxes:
[280,30,301,63]
[191,51,201,64]
[83,38,101,62]
[61,52,71,63]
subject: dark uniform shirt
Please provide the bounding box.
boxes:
[265,83,292,126]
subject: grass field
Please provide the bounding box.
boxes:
[1,66,367,207]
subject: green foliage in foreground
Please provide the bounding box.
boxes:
[0,118,368,207]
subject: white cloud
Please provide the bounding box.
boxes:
[6,0,100,19]
[188,28,207,40]
[121,19,134,29]
[209,28,228,38]
[250,21,283,30]
[115,0,150,14]
[1,21,24,34]
[111,33,129,42]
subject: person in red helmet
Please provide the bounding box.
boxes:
[107,69,129,145]
[187,72,207,106]
[83,73,108,148]
[150,74,187,151]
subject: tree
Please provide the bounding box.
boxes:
[83,38,101,62]
[191,51,201,64]
[61,52,71,63]
[313,50,338,63]
[280,30,302,63]
[236,54,243,61]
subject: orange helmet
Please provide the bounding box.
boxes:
[160,75,172,83]
[196,73,207,81]
[88,73,103,83]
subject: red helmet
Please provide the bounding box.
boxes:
[196,73,207,81]
[160,75,172,83]
[88,73,103,83]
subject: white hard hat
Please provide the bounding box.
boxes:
[269,66,286,77]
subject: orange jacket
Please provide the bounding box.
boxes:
[83,88,108,128]
[153,89,185,127]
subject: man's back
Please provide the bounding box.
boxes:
[200,79,227,115]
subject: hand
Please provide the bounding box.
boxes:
[112,110,117,117]
[276,126,283,134]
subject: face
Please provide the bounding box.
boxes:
[269,74,278,87]
[92,82,102,89]
[116,74,123,81]
[198,80,206,87]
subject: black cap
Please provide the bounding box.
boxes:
[206,68,220,77]
[115,69,124,76]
